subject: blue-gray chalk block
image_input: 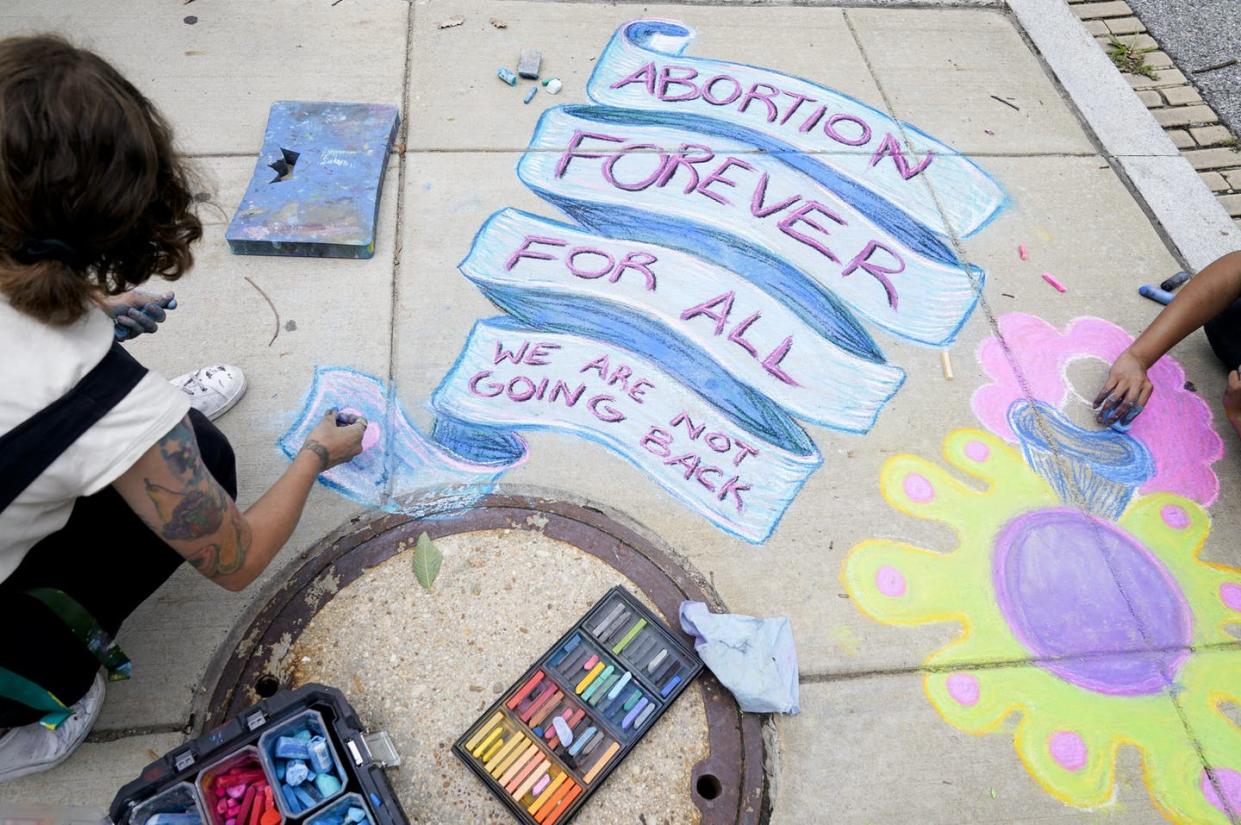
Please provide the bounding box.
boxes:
[225,102,399,259]
[523,86,538,104]
[1139,284,1174,305]
[293,785,318,809]
[497,67,518,86]
[517,49,541,79]
[275,736,310,759]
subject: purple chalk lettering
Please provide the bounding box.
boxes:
[609,61,657,94]
[602,143,667,192]
[868,133,935,180]
[657,65,701,102]
[680,291,735,336]
[525,343,562,366]
[655,144,716,194]
[566,247,616,280]
[468,371,504,398]
[726,312,762,357]
[505,235,567,270]
[777,201,847,263]
[738,82,781,123]
[750,173,802,218]
[695,157,756,206]
[587,395,625,423]
[640,426,673,457]
[841,240,904,310]
[556,130,626,179]
[823,113,872,147]
[701,75,743,106]
[612,251,658,290]
[778,91,817,126]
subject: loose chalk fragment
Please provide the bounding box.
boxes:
[940,350,954,380]
[1041,272,1066,293]
[517,49,542,79]
[497,67,518,86]
[1160,270,1190,291]
[523,86,538,104]
[1139,284,1174,305]
[438,17,464,29]
[1018,243,1029,261]
[544,77,563,95]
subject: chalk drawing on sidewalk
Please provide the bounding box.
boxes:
[284,18,1005,542]
[973,312,1224,506]
[843,429,1241,824]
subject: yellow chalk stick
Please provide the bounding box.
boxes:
[465,711,503,750]
[490,734,529,777]
[576,662,605,694]
[472,726,503,758]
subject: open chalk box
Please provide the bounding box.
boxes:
[109,685,406,825]
[454,586,703,824]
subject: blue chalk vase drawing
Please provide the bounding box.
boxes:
[283,19,1005,543]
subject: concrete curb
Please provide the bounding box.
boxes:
[1008,0,1239,270]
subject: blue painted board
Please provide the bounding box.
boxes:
[226,101,399,259]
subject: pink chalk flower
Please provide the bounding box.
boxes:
[972,313,1223,505]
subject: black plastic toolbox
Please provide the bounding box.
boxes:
[109,685,406,825]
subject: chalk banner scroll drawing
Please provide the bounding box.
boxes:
[284,19,1006,542]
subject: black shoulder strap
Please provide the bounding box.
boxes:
[0,343,148,514]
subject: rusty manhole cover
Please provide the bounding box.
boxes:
[201,493,767,824]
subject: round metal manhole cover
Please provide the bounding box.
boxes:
[202,493,767,824]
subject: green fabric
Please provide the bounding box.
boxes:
[25,588,131,681]
[0,666,70,729]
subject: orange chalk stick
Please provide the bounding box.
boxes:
[541,783,583,825]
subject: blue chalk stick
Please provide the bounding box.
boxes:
[307,735,333,772]
[281,784,301,814]
[293,785,317,809]
[315,772,342,799]
[523,86,538,104]
[1139,284,1174,305]
[660,674,682,697]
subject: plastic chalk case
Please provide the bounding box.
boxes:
[109,685,407,825]
[454,586,703,824]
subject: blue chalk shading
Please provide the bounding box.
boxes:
[1008,400,1154,520]
[278,366,504,510]
[226,101,399,259]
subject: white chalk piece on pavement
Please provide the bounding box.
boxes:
[679,601,799,714]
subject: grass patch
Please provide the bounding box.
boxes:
[1108,36,1159,79]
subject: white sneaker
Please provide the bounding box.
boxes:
[171,364,247,421]
[0,672,105,784]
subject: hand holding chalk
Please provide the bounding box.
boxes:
[301,408,368,472]
[111,291,177,341]
[1093,349,1153,427]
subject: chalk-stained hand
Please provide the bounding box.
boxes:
[298,408,367,473]
[106,290,176,340]
[1094,349,1153,425]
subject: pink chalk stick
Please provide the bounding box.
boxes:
[1041,272,1066,293]
[1018,244,1029,261]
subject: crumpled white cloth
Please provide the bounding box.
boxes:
[679,601,799,714]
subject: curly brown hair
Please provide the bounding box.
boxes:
[0,35,202,325]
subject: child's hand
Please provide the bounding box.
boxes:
[107,290,176,340]
[1095,349,1152,426]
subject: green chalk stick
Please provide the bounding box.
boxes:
[611,618,647,655]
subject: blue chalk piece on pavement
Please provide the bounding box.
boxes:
[315,772,343,799]
[275,736,310,760]
[307,736,333,772]
[523,86,538,104]
[285,760,310,786]
[226,101,399,259]
[1139,284,1175,305]
[497,67,518,86]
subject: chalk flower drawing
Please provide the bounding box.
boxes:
[843,429,1241,823]
[284,19,1006,542]
[973,313,1223,505]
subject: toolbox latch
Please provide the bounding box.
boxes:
[173,750,196,771]
[346,731,401,769]
[244,710,267,731]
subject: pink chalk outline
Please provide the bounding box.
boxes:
[972,313,1224,506]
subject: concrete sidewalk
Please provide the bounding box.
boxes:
[1,1,1239,823]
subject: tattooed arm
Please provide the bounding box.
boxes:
[112,409,366,591]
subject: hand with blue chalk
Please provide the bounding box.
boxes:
[109,291,176,341]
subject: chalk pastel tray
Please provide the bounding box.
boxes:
[454,586,703,824]
[109,685,407,825]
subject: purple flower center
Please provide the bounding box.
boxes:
[993,509,1191,695]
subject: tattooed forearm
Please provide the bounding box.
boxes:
[184,511,251,579]
[159,419,206,483]
[145,480,229,541]
[299,439,331,472]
